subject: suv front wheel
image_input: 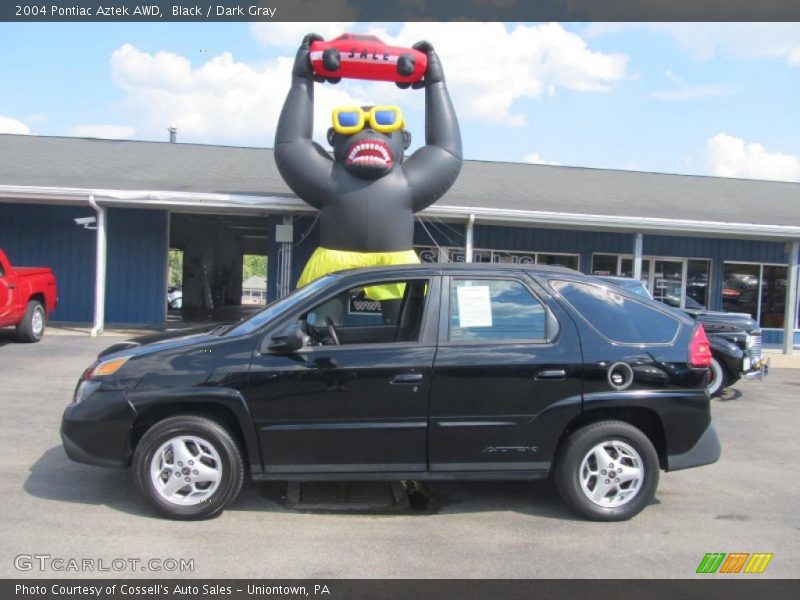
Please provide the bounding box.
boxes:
[133,415,244,520]
[554,421,660,521]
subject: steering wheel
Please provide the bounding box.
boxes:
[324,316,341,346]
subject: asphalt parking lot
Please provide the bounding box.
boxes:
[1,332,798,579]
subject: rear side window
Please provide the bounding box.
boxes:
[551,280,679,344]
[449,278,546,342]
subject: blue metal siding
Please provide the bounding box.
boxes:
[0,203,167,325]
[106,208,167,325]
[0,203,96,322]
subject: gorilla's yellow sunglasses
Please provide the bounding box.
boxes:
[332,106,405,135]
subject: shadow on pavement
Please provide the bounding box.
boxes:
[0,329,19,346]
[716,387,743,402]
[25,446,155,518]
[26,446,603,521]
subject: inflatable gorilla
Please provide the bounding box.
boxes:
[274,34,462,290]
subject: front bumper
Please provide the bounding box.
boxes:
[61,389,137,469]
[743,356,770,381]
[667,423,721,472]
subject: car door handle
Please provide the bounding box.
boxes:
[535,369,567,380]
[390,373,423,385]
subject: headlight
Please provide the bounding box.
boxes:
[87,356,130,378]
[72,356,131,403]
[73,379,101,404]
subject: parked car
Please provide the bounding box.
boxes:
[62,264,719,521]
[0,249,57,342]
[167,286,182,310]
[596,276,767,396]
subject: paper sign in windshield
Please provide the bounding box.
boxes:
[457,285,493,328]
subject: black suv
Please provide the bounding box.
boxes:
[61,265,720,521]
[597,276,768,396]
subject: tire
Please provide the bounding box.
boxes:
[707,357,729,398]
[16,300,46,343]
[554,420,660,521]
[133,415,244,520]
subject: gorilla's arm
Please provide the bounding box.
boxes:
[274,35,333,210]
[402,44,463,214]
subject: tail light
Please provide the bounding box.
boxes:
[689,324,712,367]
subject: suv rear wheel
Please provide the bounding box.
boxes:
[133,415,244,520]
[554,420,660,521]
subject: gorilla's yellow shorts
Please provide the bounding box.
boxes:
[297,247,420,301]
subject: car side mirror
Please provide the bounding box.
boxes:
[264,322,309,354]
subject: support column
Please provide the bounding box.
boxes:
[276,215,294,298]
[783,240,799,355]
[632,232,643,282]
[464,214,475,263]
[89,196,107,337]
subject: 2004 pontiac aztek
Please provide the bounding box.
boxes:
[61,264,721,521]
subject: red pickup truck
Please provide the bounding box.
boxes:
[0,249,58,342]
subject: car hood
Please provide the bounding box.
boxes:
[685,309,759,334]
[96,324,227,360]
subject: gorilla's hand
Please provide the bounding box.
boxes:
[411,40,445,88]
[292,33,323,79]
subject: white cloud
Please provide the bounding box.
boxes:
[107,23,627,146]
[109,43,364,146]
[71,124,136,139]
[370,22,629,126]
[0,115,31,135]
[523,153,561,166]
[651,69,734,101]
[706,133,800,183]
[250,22,355,48]
[587,23,800,67]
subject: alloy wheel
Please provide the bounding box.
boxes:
[579,440,644,508]
[149,436,222,506]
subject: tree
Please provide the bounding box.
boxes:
[168,249,183,287]
[243,254,267,280]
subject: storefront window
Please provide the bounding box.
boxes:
[686,260,711,309]
[492,251,536,264]
[722,262,789,327]
[591,254,617,275]
[761,265,788,328]
[414,246,440,263]
[429,247,580,268]
[537,253,579,270]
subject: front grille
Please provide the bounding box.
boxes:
[749,333,762,361]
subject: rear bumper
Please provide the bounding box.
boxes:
[667,423,721,472]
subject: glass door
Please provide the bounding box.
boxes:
[651,260,685,308]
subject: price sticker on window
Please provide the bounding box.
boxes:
[456,285,493,328]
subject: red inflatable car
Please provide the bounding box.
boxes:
[310,33,427,84]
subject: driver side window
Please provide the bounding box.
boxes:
[304,279,429,345]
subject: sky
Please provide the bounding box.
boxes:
[0,22,799,182]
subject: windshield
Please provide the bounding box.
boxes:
[223,275,338,336]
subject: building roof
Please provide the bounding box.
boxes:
[1,133,799,239]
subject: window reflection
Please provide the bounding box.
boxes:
[722,262,788,327]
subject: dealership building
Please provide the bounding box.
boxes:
[1,133,798,351]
